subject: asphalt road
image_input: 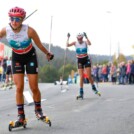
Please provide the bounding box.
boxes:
[0,83,134,134]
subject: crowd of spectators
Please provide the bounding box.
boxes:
[0,56,12,83]
[92,60,134,85]
[67,60,134,85]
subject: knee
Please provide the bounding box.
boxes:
[16,86,23,94]
[30,85,40,94]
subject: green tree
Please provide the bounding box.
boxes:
[117,53,126,63]
[39,65,59,82]
[59,64,77,80]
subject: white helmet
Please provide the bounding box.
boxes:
[77,33,84,39]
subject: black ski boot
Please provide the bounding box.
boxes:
[35,108,51,126]
[76,89,84,100]
[15,114,26,127]
[92,85,101,96]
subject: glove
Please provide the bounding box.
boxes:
[47,53,54,60]
[50,54,54,60]
[83,32,87,39]
[67,33,70,38]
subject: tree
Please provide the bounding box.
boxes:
[58,64,77,80]
[39,65,59,82]
[117,53,126,63]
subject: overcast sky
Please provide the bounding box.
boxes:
[0,0,134,56]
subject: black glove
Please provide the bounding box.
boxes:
[47,53,54,60]
[83,32,87,39]
[67,33,70,38]
[50,54,54,60]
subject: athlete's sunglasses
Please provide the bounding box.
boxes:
[10,17,22,22]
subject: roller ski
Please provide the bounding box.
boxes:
[35,108,51,127]
[76,89,84,100]
[2,83,9,90]
[76,94,84,100]
[8,114,27,131]
[94,90,101,96]
[92,84,101,96]
[8,82,13,89]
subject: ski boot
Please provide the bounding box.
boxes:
[92,85,101,96]
[9,114,27,131]
[76,90,84,100]
[35,108,51,127]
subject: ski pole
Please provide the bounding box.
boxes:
[49,16,53,51]
[24,9,38,21]
[62,33,70,80]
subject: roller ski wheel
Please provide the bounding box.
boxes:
[9,120,27,131]
[95,91,101,96]
[36,115,51,127]
[8,115,27,131]
[42,116,51,127]
[76,94,84,100]
[1,84,5,88]
[35,109,51,127]
[2,86,7,90]
[8,86,13,90]
[2,84,8,90]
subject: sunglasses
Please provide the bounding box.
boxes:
[10,17,22,22]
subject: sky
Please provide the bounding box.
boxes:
[0,0,134,56]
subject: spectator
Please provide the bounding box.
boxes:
[126,60,132,84]
[116,63,121,84]
[110,63,117,84]
[120,62,127,84]
[0,64,3,82]
[92,65,99,83]
[101,64,108,82]
[83,70,89,83]
[130,60,134,84]
[5,57,13,86]
[2,56,8,82]
[68,75,72,84]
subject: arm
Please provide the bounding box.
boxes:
[28,26,53,61]
[28,26,49,54]
[86,37,91,46]
[66,38,76,47]
[0,27,6,39]
[83,32,91,46]
[66,32,76,47]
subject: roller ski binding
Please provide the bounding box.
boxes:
[9,114,27,131]
[76,90,84,100]
[35,108,51,127]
